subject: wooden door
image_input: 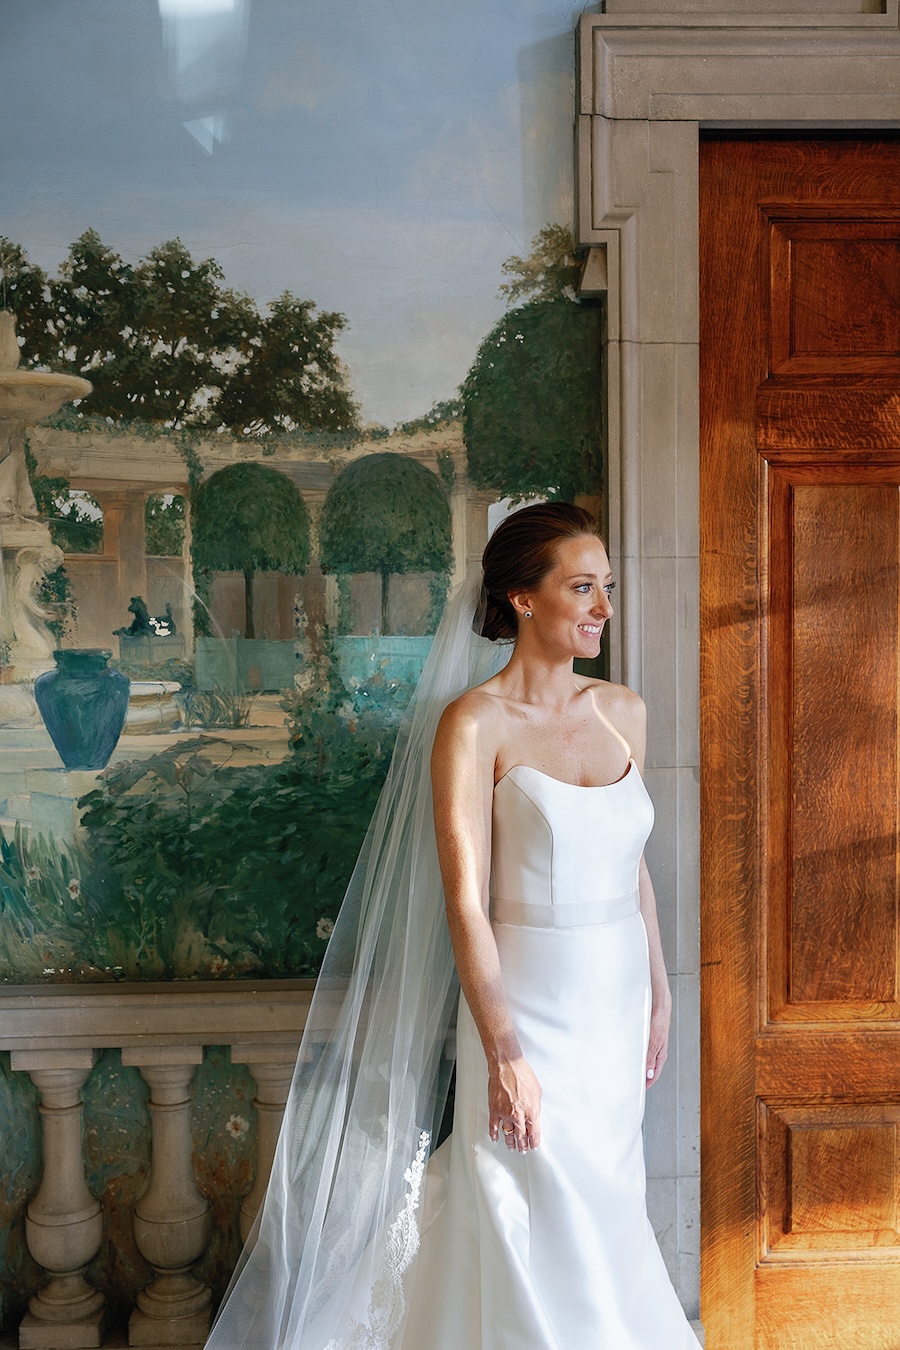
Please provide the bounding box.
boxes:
[700,137,900,1350]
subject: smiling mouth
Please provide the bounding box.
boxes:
[578,624,602,635]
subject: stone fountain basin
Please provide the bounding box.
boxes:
[0,371,92,422]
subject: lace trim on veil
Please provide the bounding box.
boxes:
[324,1130,431,1350]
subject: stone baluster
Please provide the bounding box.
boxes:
[230,1045,298,1241]
[10,1049,105,1350]
[121,1047,211,1348]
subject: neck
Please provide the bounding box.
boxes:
[497,642,581,709]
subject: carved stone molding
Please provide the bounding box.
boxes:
[577,9,900,246]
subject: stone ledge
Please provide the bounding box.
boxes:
[0,980,315,1052]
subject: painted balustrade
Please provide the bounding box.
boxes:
[229,1045,298,1244]
[121,1050,213,1347]
[0,982,312,1350]
[10,1050,105,1350]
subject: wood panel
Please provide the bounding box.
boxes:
[768,218,900,376]
[765,471,900,1019]
[701,136,900,1350]
[760,1101,900,1260]
[757,385,900,455]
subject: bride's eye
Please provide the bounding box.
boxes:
[603,581,617,597]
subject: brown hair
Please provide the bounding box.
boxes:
[480,502,602,642]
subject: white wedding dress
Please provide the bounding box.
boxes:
[398,759,701,1349]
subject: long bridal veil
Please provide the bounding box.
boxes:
[207,572,509,1350]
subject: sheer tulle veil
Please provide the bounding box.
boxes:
[207,571,510,1350]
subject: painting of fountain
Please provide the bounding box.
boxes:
[0,310,91,725]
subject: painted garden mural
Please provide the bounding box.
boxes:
[0,0,603,1327]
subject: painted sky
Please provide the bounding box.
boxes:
[0,0,590,427]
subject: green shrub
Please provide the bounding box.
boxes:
[0,640,401,983]
[75,709,393,979]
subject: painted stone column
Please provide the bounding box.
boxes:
[11,1049,105,1350]
[121,1047,212,1348]
[230,1045,297,1242]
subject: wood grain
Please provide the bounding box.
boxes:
[757,384,900,454]
[701,135,900,1350]
[768,218,900,376]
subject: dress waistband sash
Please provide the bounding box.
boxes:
[491,889,640,930]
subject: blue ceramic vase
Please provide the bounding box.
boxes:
[34,649,130,770]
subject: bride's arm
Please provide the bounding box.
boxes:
[627,692,673,1088]
[431,695,542,1152]
[638,858,673,1087]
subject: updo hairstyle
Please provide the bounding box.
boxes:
[480,501,602,642]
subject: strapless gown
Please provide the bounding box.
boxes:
[398,761,701,1349]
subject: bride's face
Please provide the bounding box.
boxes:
[513,534,615,659]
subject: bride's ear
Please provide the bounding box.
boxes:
[508,591,534,622]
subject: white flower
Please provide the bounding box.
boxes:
[42,967,54,975]
[210,956,229,974]
[225,1115,249,1139]
[26,866,41,883]
[316,917,335,941]
[67,878,81,901]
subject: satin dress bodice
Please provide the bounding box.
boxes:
[490,760,654,929]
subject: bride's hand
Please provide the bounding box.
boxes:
[489,1056,542,1152]
[646,1003,670,1088]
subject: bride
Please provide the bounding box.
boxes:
[207,502,700,1349]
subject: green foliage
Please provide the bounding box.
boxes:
[321,454,451,576]
[0,238,54,366]
[427,572,451,634]
[498,223,583,306]
[191,463,311,638]
[462,297,604,503]
[22,440,79,637]
[74,709,391,980]
[46,232,257,427]
[178,688,258,730]
[0,827,124,982]
[48,493,104,555]
[394,397,463,436]
[0,627,411,987]
[320,453,452,634]
[24,439,102,555]
[36,563,76,644]
[145,493,186,557]
[0,232,359,437]
[335,574,353,636]
[214,292,359,436]
[436,450,456,494]
[192,464,310,576]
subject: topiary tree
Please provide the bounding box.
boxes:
[462,296,604,503]
[191,463,310,638]
[319,453,452,636]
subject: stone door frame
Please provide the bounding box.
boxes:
[575,3,900,1321]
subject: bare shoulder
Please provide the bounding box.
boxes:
[433,683,507,758]
[601,678,646,720]
[581,677,646,745]
[438,683,503,732]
